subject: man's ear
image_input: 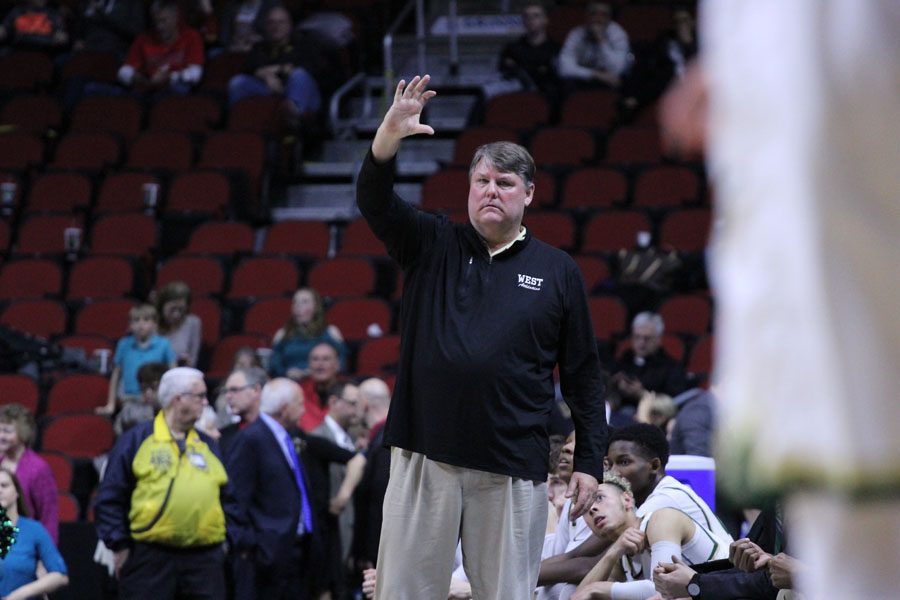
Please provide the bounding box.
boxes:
[524,182,535,207]
[649,457,662,475]
[622,490,635,511]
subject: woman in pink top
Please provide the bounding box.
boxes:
[0,403,58,544]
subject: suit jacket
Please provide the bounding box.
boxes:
[226,418,307,570]
[352,423,390,565]
[311,420,354,558]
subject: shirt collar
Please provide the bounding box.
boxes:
[487,226,527,258]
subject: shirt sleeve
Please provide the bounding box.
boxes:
[33,520,67,575]
[113,337,127,368]
[356,148,444,270]
[28,458,59,545]
[604,22,631,75]
[558,262,608,477]
[305,434,356,464]
[558,28,596,81]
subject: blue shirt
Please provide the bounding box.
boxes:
[269,330,347,376]
[0,517,67,597]
[114,334,176,396]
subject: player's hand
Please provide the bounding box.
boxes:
[566,471,599,520]
[729,538,770,572]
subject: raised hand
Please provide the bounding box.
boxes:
[372,75,438,161]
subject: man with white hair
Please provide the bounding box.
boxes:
[95,367,245,600]
[610,312,687,412]
[227,377,366,599]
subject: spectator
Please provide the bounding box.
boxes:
[227,377,366,599]
[0,404,58,544]
[634,391,676,430]
[227,5,322,128]
[621,6,697,112]
[608,312,688,411]
[0,468,68,597]
[667,386,715,457]
[0,0,68,51]
[558,1,630,90]
[351,377,391,571]
[114,361,168,435]
[176,0,217,45]
[217,0,276,52]
[94,367,248,599]
[98,303,176,416]
[232,346,263,370]
[312,381,360,597]
[270,287,346,380]
[155,280,202,368]
[496,1,560,99]
[72,0,144,57]
[298,341,343,432]
[217,365,267,456]
[115,0,204,99]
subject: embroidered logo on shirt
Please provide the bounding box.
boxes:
[150,449,173,473]
[517,273,543,291]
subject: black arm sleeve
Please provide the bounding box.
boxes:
[698,568,779,600]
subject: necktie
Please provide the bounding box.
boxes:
[283,431,314,534]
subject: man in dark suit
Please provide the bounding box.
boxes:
[227,377,367,599]
[218,366,267,457]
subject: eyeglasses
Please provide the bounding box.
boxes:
[179,391,208,400]
[222,384,253,395]
[339,396,358,405]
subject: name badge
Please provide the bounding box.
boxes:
[188,451,208,470]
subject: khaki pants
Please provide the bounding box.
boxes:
[375,448,547,600]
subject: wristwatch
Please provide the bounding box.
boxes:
[686,572,701,599]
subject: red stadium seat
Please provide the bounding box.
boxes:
[71,96,142,142]
[207,333,269,379]
[198,52,248,95]
[308,257,377,299]
[90,213,156,258]
[581,210,652,254]
[191,296,222,349]
[452,127,519,166]
[0,132,44,171]
[40,414,114,458]
[0,95,62,135]
[687,334,714,379]
[326,298,391,342]
[525,212,576,250]
[148,94,222,134]
[633,166,701,208]
[156,256,226,297]
[243,297,291,338]
[562,167,629,210]
[45,373,110,416]
[57,492,80,522]
[529,127,596,168]
[74,299,135,339]
[165,171,231,218]
[0,374,39,414]
[51,132,121,172]
[127,131,194,173]
[66,256,135,301]
[606,126,663,165]
[38,452,73,491]
[228,95,283,135]
[659,208,712,253]
[560,89,619,130]
[0,299,67,338]
[198,132,266,201]
[183,221,255,257]
[573,255,611,291]
[227,257,300,300]
[0,258,63,300]
[658,294,712,335]
[483,92,550,130]
[95,172,161,215]
[421,168,469,212]
[60,50,119,84]
[588,295,628,341]
[338,219,387,257]
[56,334,114,357]
[15,215,82,256]
[261,221,331,258]
[25,172,93,214]
[0,51,53,91]
[355,334,401,376]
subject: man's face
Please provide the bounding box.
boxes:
[153,7,179,40]
[331,384,359,429]
[606,441,658,500]
[586,483,631,539]
[223,372,258,419]
[522,5,547,35]
[265,8,292,44]
[309,344,340,383]
[557,438,575,480]
[631,322,661,358]
[284,386,305,426]
[130,316,156,341]
[467,159,533,243]
[173,378,208,428]
[587,2,612,29]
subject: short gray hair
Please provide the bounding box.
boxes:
[359,377,390,411]
[469,141,535,189]
[231,366,268,389]
[632,311,664,336]
[260,378,301,416]
[158,367,204,408]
